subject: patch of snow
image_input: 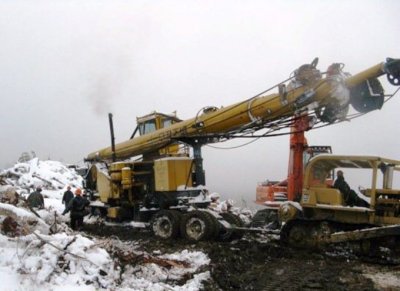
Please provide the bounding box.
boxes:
[0,202,39,220]
[176,184,208,191]
[89,200,106,207]
[128,221,148,228]
[187,192,210,203]
[363,266,400,290]
[160,249,211,272]
[118,249,210,290]
[281,201,302,212]
[0,232,117,290]
[1,231,211,290]
[1,158,83,193]
[0,158,211,290]
[0,202,50,234]
[42,197,64,214]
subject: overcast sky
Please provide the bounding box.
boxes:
[1,0,400,205]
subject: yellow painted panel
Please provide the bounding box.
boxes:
[316,188,345,205]
[154,158,193,191]
[97,171,111,203]
[107,207,120,219]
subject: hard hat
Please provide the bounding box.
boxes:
[75,188,82,195]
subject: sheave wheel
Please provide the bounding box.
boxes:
[152,210,181,239]
[180,210,215,242]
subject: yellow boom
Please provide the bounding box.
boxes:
[87,58,400,161]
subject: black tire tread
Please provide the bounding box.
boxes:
[152,210,180,239]
[180,210,215,242]
[221,212,245,240]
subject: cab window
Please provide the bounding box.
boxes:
[163,118,173,128]
[139,120,156,135]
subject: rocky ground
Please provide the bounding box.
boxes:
[84,224,400,291]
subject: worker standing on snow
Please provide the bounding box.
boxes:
[62,186,74,210]
[27,187,44,209]
[62,188,90,230]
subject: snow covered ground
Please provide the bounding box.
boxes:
[0,226,211,290]
[1,158,400,290]
[0,222,211,290]
[0,159,210,290]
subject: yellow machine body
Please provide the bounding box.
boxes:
[154,158,193,191]
[107,207,121,219]
[300,155,400,226]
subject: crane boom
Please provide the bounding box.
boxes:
[87,58,400,162]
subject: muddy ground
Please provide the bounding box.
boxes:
[84,224,400,290]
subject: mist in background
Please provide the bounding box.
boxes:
[1,0,399,208]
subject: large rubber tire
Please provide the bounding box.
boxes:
[152,210,181,239]
[180,210,215,242]
[220,213,245,241]
[169,210,183,222]
[202,211,221,240]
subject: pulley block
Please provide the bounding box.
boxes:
[350,78,384,113]
[384,58,400,86]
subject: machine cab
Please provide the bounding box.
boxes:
[135,112,187,157]
[137,111,180,135]
[255,145,333,206]
[302,155,400,208]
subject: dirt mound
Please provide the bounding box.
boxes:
[84,224,391,290]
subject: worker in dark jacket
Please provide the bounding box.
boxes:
[334,170,367,207]
[62,186,74,210]
[27,187,44,209]
[62,188,90,230]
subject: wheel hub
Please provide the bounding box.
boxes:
[186,217,205,240]
[153,216,172,238]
